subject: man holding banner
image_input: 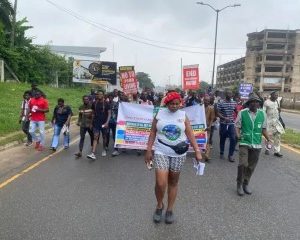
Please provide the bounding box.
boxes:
[145,92,202,224]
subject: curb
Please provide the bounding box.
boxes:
[281,109,300,114]
[0,118,78,152]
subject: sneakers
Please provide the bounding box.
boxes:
[25,142,33,147]
[153,204,164,223]
[74,152,82,158]
[265,149,270,155]
[35,141,40,149]
[87,152,96,160]
[228,156,235,162]
[49,147,56,152]
[101,150,107,157]
[274,152,283,158]
[112,150,120,157]
[165,211,174,224]
[37,145,44,151]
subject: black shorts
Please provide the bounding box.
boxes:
[93,126,107,136]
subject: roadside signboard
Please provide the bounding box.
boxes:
[182,64,200,91]
[119,66,138,94]
[239,83,253,99]
[73,60,117,85]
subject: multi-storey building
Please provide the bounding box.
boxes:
[217,29,300,92]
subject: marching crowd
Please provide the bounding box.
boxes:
[19,83,285,224]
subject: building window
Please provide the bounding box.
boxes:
[267,32,286,38]
[266,55,283,61]
[255,65,261,72]
[267,44,285,50]
[265,66,282,72]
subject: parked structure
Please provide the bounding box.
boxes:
[217,29,300,93]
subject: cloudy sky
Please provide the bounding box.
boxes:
[18,0,300,87]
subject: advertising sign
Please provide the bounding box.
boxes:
[73,60,117,85]
[115,103,207,150]
[119,66,138,94]
[182,64,200,90]
[239,83,253,99]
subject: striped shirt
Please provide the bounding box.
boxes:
[217,100,237,124]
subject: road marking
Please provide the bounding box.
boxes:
[0,137,79,190]
[281,143,300,155]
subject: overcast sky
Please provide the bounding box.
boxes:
[18,0,300,87]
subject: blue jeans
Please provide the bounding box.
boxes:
[219,123,236,157]
[29,121,45,146]
[51,124,70,149]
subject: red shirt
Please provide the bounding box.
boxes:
[29,97,49,121]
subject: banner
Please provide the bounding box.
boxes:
[183,64,200,90]
[115,103,207,150]
[119,66,138,94]
[73,60,117,85]
[239,83,253,99]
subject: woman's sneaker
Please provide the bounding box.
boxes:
[165,211,174,224]
[87,152,96,160]
[153,205,164,223]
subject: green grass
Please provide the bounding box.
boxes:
[281,128,300,149]
[0,83,87,137]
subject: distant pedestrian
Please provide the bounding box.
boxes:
[88,88,97,104]
[28,90,49,151]
[19,91,32,146]
[87,91,111,160]
[235,93,271,196]
[263,91,285,157]
[204,95,215,162]
[145,91,202,224]
[50,98,73,151]
[216,90,237,162]
[75,95,94,158]
[109,89,121,157]
[28,83,46,98]
[139,92,153,105]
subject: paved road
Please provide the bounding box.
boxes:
[0,129,300,240]
[281,111,300,132]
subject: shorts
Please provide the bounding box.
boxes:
[93,126,107,136]
[153,154,186,172]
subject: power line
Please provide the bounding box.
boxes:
[45,0,245,55]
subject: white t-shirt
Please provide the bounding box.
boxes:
[154,108,187,157]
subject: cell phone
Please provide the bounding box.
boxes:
[146,161,153,170]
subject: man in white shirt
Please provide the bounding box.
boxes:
[263,91,285,157]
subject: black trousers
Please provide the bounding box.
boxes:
[79,127,94,151]
[22,120,32,143]
[106,122,117,148]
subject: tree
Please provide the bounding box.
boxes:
[136,72,155,89]
[0,0,14,32]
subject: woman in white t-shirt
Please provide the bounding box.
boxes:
[145,91,202,224]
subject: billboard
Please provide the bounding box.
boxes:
[73,60,117,85]
[182,64,200,90]
[119,66,138,94]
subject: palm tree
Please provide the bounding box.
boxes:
[0,0,14,31]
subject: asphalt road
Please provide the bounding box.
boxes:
[281,111,300,132]
[0,130,300,240]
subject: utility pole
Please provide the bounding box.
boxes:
[10,0,18,48]
[196,2,241,89]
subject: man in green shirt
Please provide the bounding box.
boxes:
[235,93,271,196]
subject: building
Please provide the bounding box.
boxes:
[217,29,300,92]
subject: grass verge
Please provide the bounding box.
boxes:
[281,128,300,149]
[0,83,87,137]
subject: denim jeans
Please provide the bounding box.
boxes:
[219,123,236,157]
[51,124,70,149]
[29,121,45,146]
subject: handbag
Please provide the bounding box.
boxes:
[276,101,285,129]
[158,139,189,155]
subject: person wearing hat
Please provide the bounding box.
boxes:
[235,93,271,196]
[263,90,285,157]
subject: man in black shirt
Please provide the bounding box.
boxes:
[87,91,111,160]
[50,98,72,151]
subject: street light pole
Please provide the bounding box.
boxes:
[196,2,241,89]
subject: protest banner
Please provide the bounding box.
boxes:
[182,65,200,91]
[119,66,138,94]
[73,60,117,85]
[115,103,207,150]
[239,83,253,99]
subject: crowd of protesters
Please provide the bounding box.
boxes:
[19,83,285,223]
